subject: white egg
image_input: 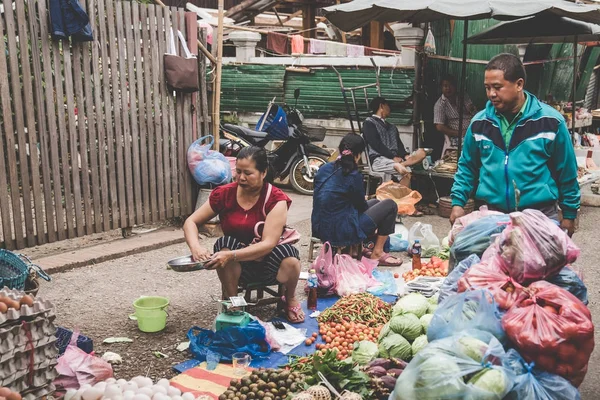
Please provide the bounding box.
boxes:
[181,393,195,400]
[131,377,145,388]
[151,394,168,400]
[94,382,107,391]
[123,390,136,399]
[104,384,123,398]
[124,383,139,392]
[140,377,154,388]
[106,378,117,384]
[166,386,181,397]
[117,379,128,385]
[157,379,170,388]
[82,387,104,400]
[136,387,154,397]
[170,396,183,400]
[111,397,124,400]
[131,395,151,400]
[80,384,92,391]
[64,389,78,400]
[151,385,167,395]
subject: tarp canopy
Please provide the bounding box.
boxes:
[466,14,600,44]
[323,0,600,32]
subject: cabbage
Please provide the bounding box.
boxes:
[414,354,464,398]
[393,293,429,318]
[458,337,489,363]
[420,314,433,333]
[378,333,412,361]
[378,322,391,341]
[468,368,510,398]
[427,303,438,314]
[352,341,379,365]
[390,314,423,341]
[442,237,449,247]
[411,335,428,356]
[428,294,439,305]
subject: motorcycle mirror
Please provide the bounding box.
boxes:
[294,88,300,99]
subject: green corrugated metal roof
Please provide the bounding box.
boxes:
[220,65,286,112]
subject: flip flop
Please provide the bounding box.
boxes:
[280,296,305,324]
[377,252,403,267]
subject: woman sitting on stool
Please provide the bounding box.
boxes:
[183,146,304,323]
[312,134,402,266]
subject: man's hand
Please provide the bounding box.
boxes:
[393,157,405,163]
[449,206,466,226]
[560,219,575,237]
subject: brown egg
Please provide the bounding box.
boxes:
[5,300,20,311]
[19,295,33,307]
[0,302,7,313]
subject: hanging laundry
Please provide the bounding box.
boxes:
[267,32,289,55]
[49,0,93,42]
[346,44,365,57]
[309,39,326,54]
[291,35,305,54]
[325,41,346,57]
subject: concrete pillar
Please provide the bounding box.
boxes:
[392,23,425,67]
[229,31,262,63]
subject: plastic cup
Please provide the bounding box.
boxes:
[232,352,251,376]
[206,350,220,371]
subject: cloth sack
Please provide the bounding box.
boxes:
[164,29,199,93]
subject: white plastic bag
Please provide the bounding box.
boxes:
[408,222,440,251]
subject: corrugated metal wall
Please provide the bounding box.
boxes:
[220,65,286,112]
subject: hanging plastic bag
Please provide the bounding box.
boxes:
[502,281,594,387]
[376,181,422,216]
[457,256,527,311]
[546,266,588,305]
[332,254,379,296]
[187,321,271,363]
[392,329,515,400]
[54,331,114,390]
[498,209,580,284]
[428,289,505,343]
[424,27,436,55]
[438,254,480,305]
[187,135,232,186]
[407,222,440,251]
[368,269,398,296]
[307,242,336,296]
[448,206,504,246]
[389,234,410,252]
[449,214,510,271]
[502,349,581,400]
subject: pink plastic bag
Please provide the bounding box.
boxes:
[498,209,580,284]
[54,332,113,390]
[307,242,336,296]
[332,254,379,296]
[448,206,503,245]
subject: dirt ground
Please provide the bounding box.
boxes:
[36,205,600,398]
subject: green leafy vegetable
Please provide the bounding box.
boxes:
[378,334,412,361]
[393,293,429,318]
[389,314,423,341]
[420,314,433,334]
[352,341,379,365]
[468,368,510,397]
[411,335,428,356]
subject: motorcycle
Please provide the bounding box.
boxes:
[219,89,331,195]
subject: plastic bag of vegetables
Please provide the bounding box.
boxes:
[448,206,504,246]
[457,257,527,310]
[545,266,588,305]
[449,214,510,272]
[437,254,480,305]
[392,330,514,400]
[502,349,581,400]
[502,281,594,387]
[497,209,580,284]
[428,290,505,343]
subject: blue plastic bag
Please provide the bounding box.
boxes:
[449,214,510,271]
[368,269,398,296]
[546,266,588,305]
[502,349,581,400]
[389,234,409,252]
[187,135,232,186]
[187,321,271,363]
[438,254,480,305]
[428,289,506,343]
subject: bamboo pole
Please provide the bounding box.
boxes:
[213,0,224,148]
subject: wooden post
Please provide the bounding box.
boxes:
[369,21,384,49]
[302,4,316,39]
[213,0,224,148]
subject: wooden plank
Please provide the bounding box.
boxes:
[82,0,103,233]
[36,0,65,242]
[96,0,118,230]
[134,3,150,224]
[173,9,187,216]
[157,5,172,218]
[199,28,210,142]
[123,1,143,225]
[163,9,180,218]
[72,42,93,235]
[106,0,127,227]
[115,1,135,228]
[0,5,17,249]
[142,5,158,223]
[181,11,195,215]
[27,0,54,244]
[150,5,166,220]
[4,0,33,247]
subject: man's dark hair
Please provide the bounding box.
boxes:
[486,53,526,83]
[441,74,457,87]
[369,96,389,115]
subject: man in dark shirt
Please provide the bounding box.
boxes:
[363,97,426,185]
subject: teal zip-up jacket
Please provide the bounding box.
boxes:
[451,91,580,219]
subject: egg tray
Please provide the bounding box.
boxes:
[0,289,55,329]
[0,314,57,354]
[0,335,57,363]
[0,341,58,381]
[21,383,55,400]
[1,364,57,394]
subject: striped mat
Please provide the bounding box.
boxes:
[170,362,252,399]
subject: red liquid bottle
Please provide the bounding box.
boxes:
[307,269,318,310]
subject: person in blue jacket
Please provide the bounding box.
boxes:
[450,53,580,236]
[312,134,402,266]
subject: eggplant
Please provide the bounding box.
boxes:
[379,375,397,390]
[390,358,408,369]
[367,358,392,369]
[366,366,387,377]
[386,368,404,378]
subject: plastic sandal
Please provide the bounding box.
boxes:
[280,295,305,324]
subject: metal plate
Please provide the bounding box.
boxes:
[166,256,206,272]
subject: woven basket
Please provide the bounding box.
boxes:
[0,249,30,290]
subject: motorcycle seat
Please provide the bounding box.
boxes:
[223,124,269,139]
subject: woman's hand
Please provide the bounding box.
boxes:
[204,251,235,270]
[191,246,212,262]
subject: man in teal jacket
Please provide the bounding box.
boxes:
[450,53,580,236]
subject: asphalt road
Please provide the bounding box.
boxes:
[38,199,600,397]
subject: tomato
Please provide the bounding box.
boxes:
[535,354,556,372]
[325,336,332,343]
[572,349,591,370]
[312,332,318,338]
[557,342,579,362]
[394,273,399,278]
[305,339,312,346]
[543,305,558,315]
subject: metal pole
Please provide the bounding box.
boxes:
[212,0,224,148]
[572,35,578,137]
[457,20,469,156]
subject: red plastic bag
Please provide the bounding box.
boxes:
[457,256,527,310]
[54,331,113,390]
[498,209,580,284]
[502,281,594,387]
[449,206,504,245]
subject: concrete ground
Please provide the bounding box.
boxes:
[28,192,600,397]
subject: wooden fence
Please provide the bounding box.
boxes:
[0,0,210,250]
